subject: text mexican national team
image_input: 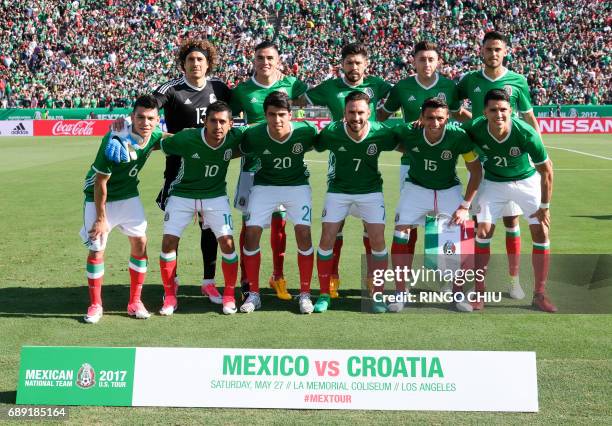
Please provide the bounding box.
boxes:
[81,31,557,323]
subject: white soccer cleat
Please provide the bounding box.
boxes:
[201,281,223,304]
[440,281,453,294]
[508,277,525,300]
[84,304,103,324]
[222,298,237,315]
[298,292,314,314]
[387,301,405,313]
[455,300,474,312]
[127,301,151,319]
[159,295,178,316]
[240,292,261,313]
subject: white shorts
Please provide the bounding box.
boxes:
[164,195,233,238]
[246,185,312,228]
[469,170,523,217]
[395,182,463,227]
[476,174,541,225]
[79,197,147,252]
[233,171,286,220]
[322,192,386,224]
[399,165,409,190]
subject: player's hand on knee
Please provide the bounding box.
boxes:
[452,206,469,225]
[530,208,550,228]
[88,219,109,240]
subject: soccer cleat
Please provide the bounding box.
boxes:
[532,293,558,313]
[127,301,151,319]
[387,301,405,313]
[440,281,453,294]
[313,294,331,313]
[371,300,388,314]
[240,281,250,302]
[470,300,485,311]
[329,276,341,298]
[159,295,178,316]
[455,300,474,312]
[508,276,525,300]
[269,276,292,300]
[298,292,314,314]
[84,304,103,324]
[201,282,223,304]
[240,292,261,313]
[222,296,237,315]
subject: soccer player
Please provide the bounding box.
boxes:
[464,89,556,312]
[391,98,482,312]
[313,91,399,314]
[457,31,541,299]
[230,41,308,301]
[239,91,318,314]
[111,38,230,304]
[157,101,243,315]
[305,42,392,298]
[80,95,163,323]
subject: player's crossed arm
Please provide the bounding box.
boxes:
[453,152,481,225]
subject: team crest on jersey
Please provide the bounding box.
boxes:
[210,93,217,103]
[292,143,303,154]
[223,149,233,161]
[441,150,453,160]
[367,144,378,156]
[364,88,375,99]
[443,240,457,255]
[503,85,513,96]
[76,363,96,389]
[509,147,521,157]
[436,92,447,101]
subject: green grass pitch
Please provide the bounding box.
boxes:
[0,134,610,423]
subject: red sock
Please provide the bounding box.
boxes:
[86,256,104,306]
[331,233,343,278]
[391,231,414,292]
[407,227,418,254]
[221,252,238,299]
[159,252,177,297]
[128,255,147,304]
[363,232,373,277]
[270,213,286,279]
[243,248,261,292]
[532,243,550,294]
[239,221,247,283]
[505,227,521,277]
[475,238,491,293]
[298,249,314,293]
[317,248,333,295]
[371,249,388,293]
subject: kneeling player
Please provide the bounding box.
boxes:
[157,102,244,315]
[313,91,399,313]
[392,98,482,312]
[80,95,162,323]
[240,91,318,313]
[464,89,556,312]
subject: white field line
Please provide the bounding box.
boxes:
[545,145,612,161]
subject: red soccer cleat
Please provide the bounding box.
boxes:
[532,293,558,313]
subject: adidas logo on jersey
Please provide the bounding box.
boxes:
[482,144,490,150]
[250,97,258,103]
[263,149,271,154]
[184,98,192,105]
[192,153,200,159]
[474,86,481,93]
[338,146,347,152]
[411,147,420,152]
[408,95,416,101]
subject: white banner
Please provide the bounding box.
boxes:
[132,348,538,411]
[0,120,33,137]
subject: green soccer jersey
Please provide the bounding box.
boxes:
[314,121,398,194]
[457,68,533,118]
[382,73,462,166]
[240,120,318,186]
[393,124,477,190]
[463,116,548,182]
[160,127,246,199]
[230,75,308,124]
[83,129,162,202]
[305,76,392,121]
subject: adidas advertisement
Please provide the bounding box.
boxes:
[17,346,537,411]
[0,120,33,137]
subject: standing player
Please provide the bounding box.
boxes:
[230,41,308,301]
[157,102,243,315]
[313,91,399,314]
[112,39,230,304]
[378,41,472,286]
[305,42,392,298]
[391,98,482,312]
[464,90,556,312]
[457,31,541,299]
[81,95,162,323]
[239,92,318,314]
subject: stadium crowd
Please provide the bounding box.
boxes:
[0,0,609,109]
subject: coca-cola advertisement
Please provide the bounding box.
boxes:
[34,119,114,137]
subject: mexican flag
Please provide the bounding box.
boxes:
[424,214,475,272]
